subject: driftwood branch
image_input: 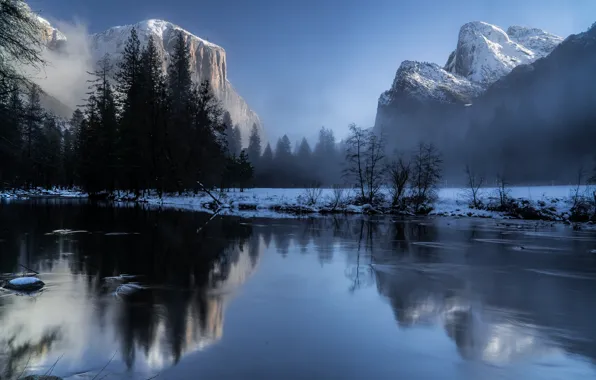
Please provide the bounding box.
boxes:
[196,181,222,206]
[197,208,221,234]
[20,264,39,275]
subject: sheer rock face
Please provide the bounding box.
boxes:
[36,17,261,144]
[375,21,562,132]
[91,19,262,144]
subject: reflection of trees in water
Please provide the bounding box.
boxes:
[0,201,260,374]
[0,327,62,379]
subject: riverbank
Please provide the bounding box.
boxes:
[129,186,594,223]
[2,186,595,224]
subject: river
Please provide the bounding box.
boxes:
[1,199,596,379]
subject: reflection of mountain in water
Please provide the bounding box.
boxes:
[0,201,262,377]
[371,220,596,365]
[375,269,560,364]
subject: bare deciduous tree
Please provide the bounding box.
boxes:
[363,131,385,204]
[464,164,484,209]
[327,184,346,210]
[410,143,443,213]
[388,156,410,209]
[496,172,511,210]
[343,123,367,201]
[301,181,323,206]
[343,124,385,205]
[570,165,585,211]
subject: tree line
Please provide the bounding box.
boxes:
[0,27,253,196]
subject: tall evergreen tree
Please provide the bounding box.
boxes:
[236,149,253,191]
[247,123,261,167]
[189,79,225,188]
[116,28,146,193]
[38,114,62,188]
[22,84,44,188]
[69,108,84,186]
[274,135,292,164]
[223,111,241,157]
[79,55,118,193]
[296,137,313,185]
[140,35,169,194]
[0,83,23,187]
[166,30,194,192]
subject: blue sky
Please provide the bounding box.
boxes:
[34,0,596,144]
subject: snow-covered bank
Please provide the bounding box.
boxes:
[2,185,593,224]
[0,187,87,199]
[127,185,595,222]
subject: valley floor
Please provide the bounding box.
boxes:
[129,185,592,222]
[2,185,594,224]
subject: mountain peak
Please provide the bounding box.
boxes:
[380,60,483,106]
[90,18,261,144]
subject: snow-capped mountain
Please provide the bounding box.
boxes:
[91,19,262,144]
[379,61,484,106]
[375,21,562,130]
[444,22,562,84]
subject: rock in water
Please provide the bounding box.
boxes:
[22,376,63,380]
[5,276,45,291]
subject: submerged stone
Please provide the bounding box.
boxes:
[5,276,45,291]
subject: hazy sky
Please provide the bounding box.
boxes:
[33,0,596,144]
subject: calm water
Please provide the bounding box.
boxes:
[1,199,596,379]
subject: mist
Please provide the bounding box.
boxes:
[29,19,94,114]
[373,24,596,186]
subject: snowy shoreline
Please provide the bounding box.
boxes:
[121,185,593,222]
[2,186,594,223]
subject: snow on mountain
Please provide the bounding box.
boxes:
[444,21,561,85]
[506,26,563,59]
[91,19,262,144]
[378,21,562,110]
[379,61,484,105]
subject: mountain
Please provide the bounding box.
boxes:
[375,22,562,133]
[376,21,596,183]
[91,19,261,145]
[444,22,562,84]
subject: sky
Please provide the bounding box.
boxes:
[32,0,596,144]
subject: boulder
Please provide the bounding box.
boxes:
[4,276,45,291]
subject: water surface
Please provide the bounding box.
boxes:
[1,199,596,379]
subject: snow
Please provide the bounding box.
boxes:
[0,187,87,199]
[91,18,223,62]
[9,277,42,286]
[446,21,562,85]
[118,185,593,223]
[391,61,484,103]
[382,21,562,105]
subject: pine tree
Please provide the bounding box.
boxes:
[166,30,194,192]
[237,149,253,191]
[116,28,146,193]
[258,143,274,186]
[0,83,23,187]
[189,79,225,189]
[38,114,62,188]
[223,112,241,157]
[62,128,75,187]
[314,127,338,184]
[22,84,44,188]
[140,35,169,195]
[296,137,313,186]
[247,123,261,167]
[69,108,84,186]
[80,55,118,194]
